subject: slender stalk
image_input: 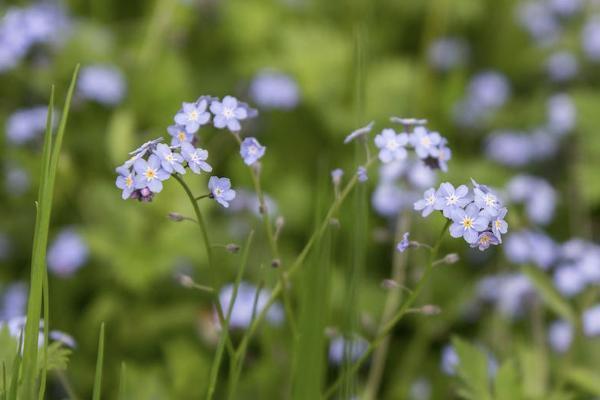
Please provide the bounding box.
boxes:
[324,220,451,399]
[55,371,80,400]
[363,212,411,399]
[172,173,234,356]
[92,323,105,400]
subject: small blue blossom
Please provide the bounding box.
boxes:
[490,207,508,241]
[374,128,408,163]
[209,176,236,208]
[167,124,194,146]
[554,265,586,297]
[47,228,89,277]
[115,166,136,200]
[397,232,410,252]
[357,166,368,182]
[154,143,186,174]
[344,121,374,144]
[410,127,442,159]
[249,70,299,110]
[174,99,210,134]
[210,96,248,132]
[78,64,126,105]
[430,140,452,172]
[331,168,344,185]
[414,188,439,217]
[328,335,368,366]
[548,320,573,353]
[582,304,600,337]
[435,183,471,218]
[474,185,502,217]
[180,142,212,174]
[133,154,171,193]
[471,231,500,251]
[5,106,53,145]
[449,203,490,244]
[240,137,266,165]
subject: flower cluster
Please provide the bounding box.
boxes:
[374,120,451,172]
[5,106,55,145]
[414,180,508,250]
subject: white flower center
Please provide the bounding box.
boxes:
[420,136,431,147]
[484,194,496,207]
[386,139,399,150]
[166,154,175,163]
[144,167,157,181]
[461,216,474,230]
[214,188,223,196]
[446,194,458,205]
[248,146,257,155]
[223,107,235,119]
[426,195,436,205]
[191,153,199,163]
[189,110,199,121]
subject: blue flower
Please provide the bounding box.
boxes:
[474,185,502,217]
[154,143,186,174]
[449,203,490,244]
[435,183,471,218]
[374,128,409,163]
[548,320,573,353]
[240,137,266,165]
[331,168,344,185]
[174,99,210,134]
[249,70,299,110]
[397,232,410,252]
[209,176,236,208]
[47,227,89,277]
[209,96,248,132]
[471,231,500,251]
[78,64,126,106]
[414,188,439,217]
[490,207,508,241]
[133,154,171,193]
[410,127,442,159]
[180,142,212,174]
[582,304,600,337]
[344,121,374,144]
[167,124,194,146]
[115,166,136,200]
[357,166,368,182]
[430,140,452,172]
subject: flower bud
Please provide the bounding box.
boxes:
[381,279,399,289]
[271,258,281,268]
[226,243,240,253]
[443,253,460,264]
[177,274,195,288]
[168,212,185,222]
[420,304,441,315]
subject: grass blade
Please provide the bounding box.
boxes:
[118,363,127,400]
[92,323,106,400]
[37,269,50,400]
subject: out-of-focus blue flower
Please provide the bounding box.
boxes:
[328,335,368,366]
[78,64,126,105]
[134,154,170,193]
[0,282,27,320]
[490,208,508,241]
[397,232,410,253]
[517,1,560,46]
[436,183,471,218]
[154,143,186,174]
[331,168,344,186]
[407,161,437,189]
[548,320,573,353]
[548,0,582,16]
[576,245,600,284]
[449,203,490,244]
[373,184,405,217]
[431,141,452,172]
[49,330,77,349]
[427,37,468,71]
[344,121,374,144]
[217,282,283,329]
[5,106,52,145]
[180,142,212,174]
[410,127,442,159]
[375,128,409,163]
[546,52,578,82]
[249,70,299,110]
[47,228,89,277]
[477,273,536,318]
[5,166,30,196]
[471,231,500,251]
[553,265,586,297]
[485,130,558,167]
[167,124,194,146]
[409,378,432,400]
[441,345,459,375]
[240,137,266,165]
[467,71,511,110]
[582,304,600,336]
[175,99,211,134]
[414,188,439,217]
[115,166,136,200]
[547,94,576,136]
[504,230,558,269]
[582,17,600,62]
[208,176,236,208]
[357,166,368,182]
[506,175,556,225]
[210,96,248,132]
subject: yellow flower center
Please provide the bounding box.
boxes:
[495,220,502,229]
[189,110,199,121]
[420,136,431,147]
[214,188,223,196]
[480,234,490,245]
[223,107,234,118]
[125,176,133,188]
[178,131,186,141]
[461,216,473,229]
[144,168,156,180]
[484,194,496,207]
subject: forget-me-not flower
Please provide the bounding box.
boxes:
[134,154,171,193]
[208,176,236,208]
[374,128,408,163]
[449,203,490,244]
[47,228,89,277]
[174,99,210,134]
[115,166,136,200]
[435,183,471,218]
[583,304,600,337]
[548,320,573,353]
[240,137,265,165]
[410,127,442,159]
[490,207,508,241]
[397,232,410,252]
[414,188,439,217]
[77,64,126,105]
[210,96,248,132]
[471,231,500,251]
[474,185,501,217]
[357,166,368,182]
[167,124,194,146]
[180,142,212,174]
[154,143,186,174]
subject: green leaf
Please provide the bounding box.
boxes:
[565,367,600,396]
[92,323,106,400]
[494,360,521,400]
[521,265,577,324]
[518,344,547,398]
[451,337,492,400]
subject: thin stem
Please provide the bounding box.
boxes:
[195,194,211,201]
[172,174,234,356]
[324,219,450,399]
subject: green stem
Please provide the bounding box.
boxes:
[324,219,451,399]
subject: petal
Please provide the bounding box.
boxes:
[449,223,464,238]
[148,179,163,193]
[235,107,247,119]
[199,162,212,172]
[198,112,210,124]
[174,113,187,125]
[223,96,237,108]
[451,207,465,221]
[182,102,195,113]
[455,185,468,198]
[227,119,241,132]
[374,134,385,147]
[378,149,393,163]
[156,169,171,180]
[414,199,427,210]
[133,159,147,174]
[186,121,200,133]
[210,102,223,114]
[473,217,490,232]
[464,229,478,244]
[223,189,236,201]
[208,176,218,190]
[213,115,227,128]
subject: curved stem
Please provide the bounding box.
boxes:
[324,219,451,399]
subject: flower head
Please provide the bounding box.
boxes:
[154,143,186,174]
[47,228,89,277]
[115,166,136,200]
[414,188,439,217]
[167,124,194,146]
[210,96,248,132]
[435,183,471,218]
[240,137,266,165]
[410,127,442,159]
[474,185,502,217]
[249,71,299,110]
[490,207,508,241]
[357,166,368,182]
[134,154,171,193]
[209,176,236,208]
[180,142,212,174]
[78,64,126,106]
[374,128,409,163]
[397,232,410,252]
[449,203,490,244]
[471,231,500,251]
[174,99,210,134]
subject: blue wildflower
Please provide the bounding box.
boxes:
[167,124,194,146]
[435,183,471,218]
[548,320,573,353]
[115,166,136,200]
[449,203,490,244]
[490,207,508,241]
[174,99,210,134]
[357,166,368,182]
[331,168,344,185]
[47,228,89,277]
[249,70,299,110]
[474,184,502,217]
[410,127,442,159]
[78,64,126,105]
[240,137,266,165]
[208,176,236,208]
[397,232,410,252]
[5,106,52,145]
[133,154,171,193]
[583,304,600,337]
[414,188,439,217]
[210,95,248,132]
[430,139,452,172]
[217,282,283,329]
[328,335,368,366]
[471,231,500,251]
[554,265,586,297]
[154,143,186,174]
[344,121,374,144]
[180,142,212,174]
[374,128,408,163]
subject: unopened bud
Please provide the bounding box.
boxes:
[420,304,441,315]
[226,243,240,253]
[177,274,195,288]
[329,218,340,229]
[252,162,262,176]
[275,216,285,231]
[381,279,399,289]
[271,258,281,268]
[443,253,460,264]
[168,212,185,222]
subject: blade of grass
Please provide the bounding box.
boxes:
[37,268,50,400]
[118,363,127,400]
[92,323,106,400]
